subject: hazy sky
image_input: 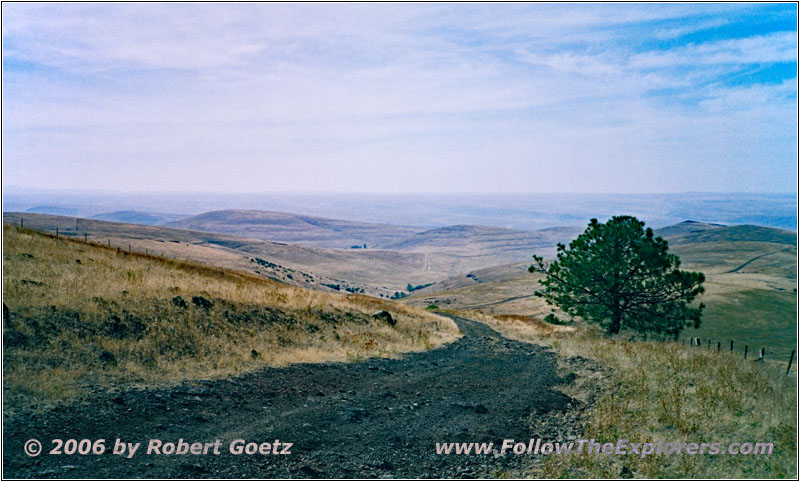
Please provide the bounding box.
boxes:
[2,3,797,193]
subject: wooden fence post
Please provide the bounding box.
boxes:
[707,339,711,349]
[20,218,23,228]
[84,233,87,243]
[744,345,748,360]
[730,340,734,352]
[787,350,795,375]
[717,342,720,352]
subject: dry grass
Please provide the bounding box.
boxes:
[2,225,460,412]
[456,309,797,479]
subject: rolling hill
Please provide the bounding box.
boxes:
[2,224,459,409]
[407,220,797,360]
[91,210,189,225]
[166,209,423,249]
[2,212,582,297]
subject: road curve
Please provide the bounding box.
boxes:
[4,315,578,478]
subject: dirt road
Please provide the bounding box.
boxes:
[4,315,583,478]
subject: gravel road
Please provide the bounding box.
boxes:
[4,315,583,478]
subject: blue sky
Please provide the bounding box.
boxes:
[2,3,797,193]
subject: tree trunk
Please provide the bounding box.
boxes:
[608,312,622,335]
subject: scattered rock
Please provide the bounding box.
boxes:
[474,404,488,414]
[191,296,214,310]
[111,396,124,405]
[171,296,187,308]
[75,259,81,264]
[372,310,395,326]
[251,349,259,359]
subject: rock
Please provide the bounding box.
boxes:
[251,349,259,359]
[372,310,395,326]
[474,404,488,414]
[171,296,187,308]
[99,351,117,366]
[3,303,9,326]
[620,466,633,478]
[191,296,214,310]
[111,396,124,405]
[75,259,81,264]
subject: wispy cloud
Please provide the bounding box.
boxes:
[1,3,796,193]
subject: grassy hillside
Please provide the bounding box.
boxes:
[691,289,796,361]
[458,311,797,479]
[2,225,459,412]
[2,212,445,296]
[3,212,581,297]
[409,221,797,361]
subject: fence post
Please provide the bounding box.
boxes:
[787,350,795,375]
[55,227,58,238]
[744,345,748,360]
[717,342,720,352]
[707,339,711,349]
[84,233,87,243]
[730,340,734,352]
[20,218,23,228]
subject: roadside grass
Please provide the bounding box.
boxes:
[454,310,797,479]
[2,225,460,412]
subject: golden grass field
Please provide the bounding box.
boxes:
[2,225,459,412]
[451,310,797,479]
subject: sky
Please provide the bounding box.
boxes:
[2,3,797,194]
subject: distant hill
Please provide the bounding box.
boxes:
[657,220,796,246]
[1,212,444,297]
[2,211,584,298]
[24,205,79,216]
[91,210,189,225]
[165,209,585,275]
[407,220,797,361]
[167,209,423,249]
[381,224,582,252]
